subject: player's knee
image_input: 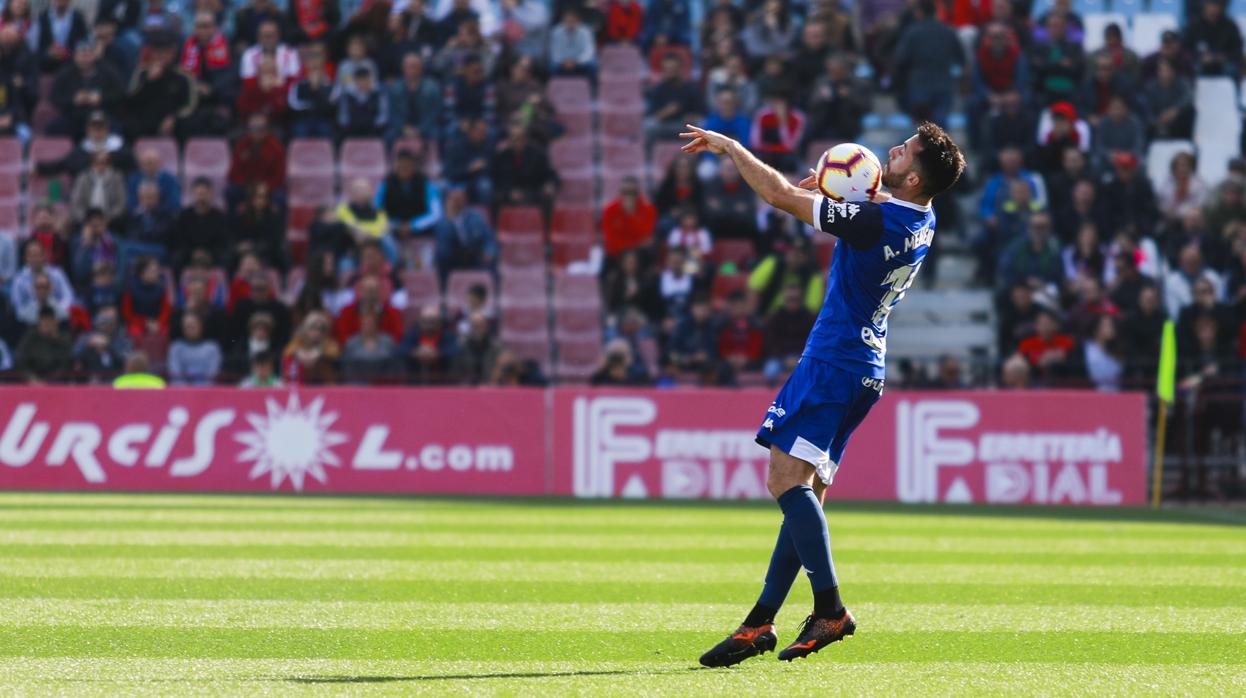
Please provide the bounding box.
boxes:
[766,461,802,499]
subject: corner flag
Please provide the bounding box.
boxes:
[1156,320,1177,404]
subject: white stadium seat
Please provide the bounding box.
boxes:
[1132,13,1179,56]
[1194,77,1240,184]
[1146,140,1196,192]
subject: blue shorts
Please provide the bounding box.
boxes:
[754,356,883,486]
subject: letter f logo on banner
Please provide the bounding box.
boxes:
[573,397,655,497]
[896,400,979,503]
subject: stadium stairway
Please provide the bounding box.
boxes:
[886,288,997,378]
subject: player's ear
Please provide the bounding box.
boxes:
[907,171,922,193]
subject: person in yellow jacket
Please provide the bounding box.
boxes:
[113,351,167,389]
[747,237,826,316]
[336,177,399,264]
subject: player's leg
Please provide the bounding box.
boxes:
[765,447,844,622]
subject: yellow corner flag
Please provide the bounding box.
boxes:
[1151,320,1177,508]
[1156,320,1177,404]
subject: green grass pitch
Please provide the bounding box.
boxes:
[0,493,1242,696]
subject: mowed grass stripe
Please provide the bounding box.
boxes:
[3,600,1245,633]
[3,542,1239,568]
[0,557,1241,587]
[4,527,1246,554]
[0,627,1241,664]
[2,659,1245,698]
[0,576,1238,607]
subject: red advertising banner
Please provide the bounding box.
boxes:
[0,387,547,495]
[551,389,1148,505]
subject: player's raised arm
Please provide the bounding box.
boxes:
[680,124,817,226]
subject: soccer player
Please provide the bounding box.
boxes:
[679,122,964,665]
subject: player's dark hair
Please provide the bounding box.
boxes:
[914,122,965,199]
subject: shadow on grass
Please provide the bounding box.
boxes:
[283,668,701,684]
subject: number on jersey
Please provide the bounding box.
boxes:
[861,261,923,351]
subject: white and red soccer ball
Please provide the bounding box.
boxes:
[815,143,882,203]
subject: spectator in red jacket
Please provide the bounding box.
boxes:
[235,55,289,126]
[604,0,643,44]
[1016,308,1080,384]
[750,89,806,173]
[718,289,762,373]
[601,175,657,261]
[121,256,170,340]
[333,274,403,345]
[227,111,286,208]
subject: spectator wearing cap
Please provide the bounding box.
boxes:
[287,42,337,139]
[181,12,235,135]
[127,146,182,217]
[227,112,286,205]
[646,52,703,145]
[1184,0,1243,79]
[36,110,131,177]
[1035,101,1089,175]
[241,19,300,85]
[31,0,88,74]
[1100,151,1158,239]
[433,186,496,285]
[337,66,389,138]
[48,40,124,138]
[1089,22,1139,85]
[69,151,127,224]
[892,0,963,126]
[1030,11,1085,105]
[237,55,290,126]
[601,175,657,262]
[998,210,1063,289]
[124,42,195,138]
[549,7,596,80]
[387,52,441,144]
[1090,95,1145,173]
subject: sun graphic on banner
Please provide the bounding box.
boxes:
[235,394,349,491]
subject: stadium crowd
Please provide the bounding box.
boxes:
[0,0,1241,418]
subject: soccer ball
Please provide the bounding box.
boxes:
[814,143,883,203]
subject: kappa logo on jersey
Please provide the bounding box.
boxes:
[762,418,775,431]
[766,404,786,418]
[821,200,860,228]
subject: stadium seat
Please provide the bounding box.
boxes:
[288,138,335,176]
[0,138,22,175]
[446,270,495,313]
[498,234,546,268]
[497,205,545,237]
[550,137,593,177]
[1081,13,1129,52]
[712,239,757,268]
[1196,77,1239,184]
[555,177,595,206]
[500,305,549,339]
[183,138,229,192]
[0,201,19,232]
[601,109,645,144]
[1145,140,1195,192]
[551,235,595,268]
[558,111,593,140]
[400,269,441,318]
[499,271,547,306]
[1072,0,1107,14]
[0,172,19,206]
[554,306,602,340]
[1131,13,1178,55]
[553,273,602,308]
[551,207,596,240]
[134,137,180,175]
[556,336,603,382]
[602,142,646,176]
[31,101,58,133]
[547,77,592,112]
[287,175,335,206]
[341,138,387,180]
[600,45,646,74]
[1114,0,1143,17]
[1148,0,1181,16]
[27,136,72,203]
[649,142,684,182]
[508,335,552,373]
[600,82,644,111]
[600,172,629,202]
[138,333,170,368]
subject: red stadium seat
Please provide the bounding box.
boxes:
[27,136,72,203]
[134,137,180,175]
[0,201,20,232]
[558,110,593,140]
[287,176,335,206]
[400,269,441,321]
[599,172,629,202]
[137,334,169,367]
[601,109,645,144]
[554,306,601,341]
[555,177,594,206]
[497,205,544,237]
[288,138,334,176]
[650,142,685,182]
[183,138,230,194]
[550,137,593,177]
[551,235,595,268]
[500,305,549,339]
[446,270,495,313]
[341,138,387,180]
[556,337,603,382]
[0,172,19,205]
[508,335,552,373]
[600,45,645,74]
[602,142,646,176]
[553,273,601,308]
[499,272,546,308]
[551,207,595,238]
[498,235,545,268]
[600,82,644,111]
[712,239,756,268]
[547,77,592,111]
[0,138,22,175]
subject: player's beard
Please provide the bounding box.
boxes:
[881,163,909,190]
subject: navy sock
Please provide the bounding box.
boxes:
[776,485,839,599]
[756,520,802,611]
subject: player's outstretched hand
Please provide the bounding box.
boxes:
[680,124,734,155]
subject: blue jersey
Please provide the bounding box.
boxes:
[802,195,936,378]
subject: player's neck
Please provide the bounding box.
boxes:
[888,191,933,211]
